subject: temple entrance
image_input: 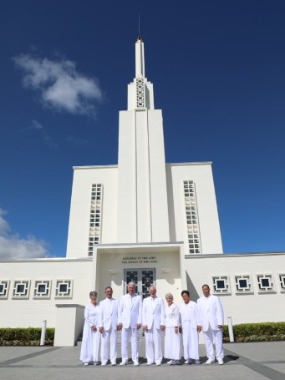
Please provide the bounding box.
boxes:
[124,268,156,299]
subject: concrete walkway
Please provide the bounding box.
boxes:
[1,342,285,380]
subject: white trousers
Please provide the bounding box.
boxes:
[203,327,224,360]
[121,327,139,362]
[100,328,117,363]
[145,327,162,364]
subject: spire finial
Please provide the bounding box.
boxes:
[137,13,143,41]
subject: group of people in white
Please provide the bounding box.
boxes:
[80,282,225,366]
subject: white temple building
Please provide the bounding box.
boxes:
[0,36,285,346]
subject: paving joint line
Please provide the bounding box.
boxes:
[224,348,285,380]
[0,347,61,366]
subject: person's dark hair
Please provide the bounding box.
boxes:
[202,284,210,290]
[181,290,190,297]
[89,291,97,297]
[105,286,113,292]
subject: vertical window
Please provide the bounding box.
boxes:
[183,180,201,254]
[88,184,103,256]
[136,78,145,108]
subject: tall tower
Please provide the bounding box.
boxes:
[117,35,170,243]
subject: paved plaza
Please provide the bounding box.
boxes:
[0,341,285,380]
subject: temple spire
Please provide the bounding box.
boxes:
[135,35,145,78]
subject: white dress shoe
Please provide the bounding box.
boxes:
[205,358,214,364]
[218,358,224,365]
[101,361,107,366]
[133,360,139,366]
[83,362,89,366]
[184,359,190,364]
[119,360,127,365]
[111,362,116,366]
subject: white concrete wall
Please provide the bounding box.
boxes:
[0,259,93,327]
[148,110,170,242]
[66,165,118,258]
[117,111,137,243]
[166,162,223,254]
[1,251,285,329]
[184,253,285,324]
[94,244,182,302]
[117,109,170,244]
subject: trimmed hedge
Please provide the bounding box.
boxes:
[1,323,284,345]
[223,322,285,343]
[0,328,55,346]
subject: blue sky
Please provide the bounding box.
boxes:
[0,0,285,258]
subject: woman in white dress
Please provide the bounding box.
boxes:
[80,291,101,365]
[164,293,181,365]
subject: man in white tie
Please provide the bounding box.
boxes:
[142,286,165,366]
[197,284,224,365]
[99,286,119,366]
[118,282,142,366]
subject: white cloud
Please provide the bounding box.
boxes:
[14,54,103,116]
[31,120,44,130]
[0,209,50,259]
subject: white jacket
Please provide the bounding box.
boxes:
[118,293,142,329]
[197,294,224,332]
[142,296,165,329]
[99,298,119,331]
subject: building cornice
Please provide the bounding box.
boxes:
[0,257,93,264]
[166,162,213,167]
[185,251,285,259]
[73,164,118,170]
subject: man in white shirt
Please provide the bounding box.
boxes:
[197,284,224,365]
[142,286,165,366]
[99,286,119,366]
[118,282,142,366]
[179,290,200,364]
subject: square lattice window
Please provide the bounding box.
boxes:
[55,280,73,299]
[12,280,30,299]
[33,280,51,299]
[278,274,285,293]
[212,276,231,294]
[0,280,10,299]
[234,275,253,294]
[256,274,275,294]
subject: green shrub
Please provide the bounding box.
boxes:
[0,328,55,346]
[223,322,285,343]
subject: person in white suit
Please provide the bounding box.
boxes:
[142,286,165,366]
[197,284,224,365]
[179,290,200,364]
[118,282,142,366]
[99,286,119,366]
